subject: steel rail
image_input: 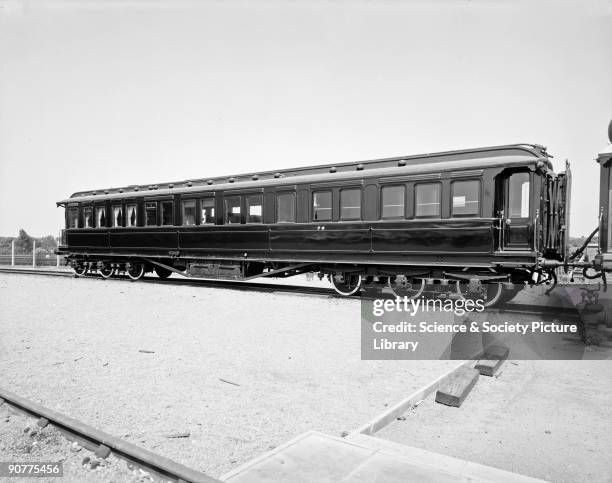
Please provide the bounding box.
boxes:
[0,266,337,296]
[0,266,584,318]
[0,267,71,277]
[0,388,220,483]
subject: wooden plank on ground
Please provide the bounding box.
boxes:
[352,360,474,436]
[435,367,479,407]
[475,345,510,377]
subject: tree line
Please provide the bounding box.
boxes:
[0,229,58,255]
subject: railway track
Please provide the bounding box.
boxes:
[0,266,335,297]
[0,265,580,319]
[0,388,220,483]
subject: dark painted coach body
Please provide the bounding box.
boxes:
[57,143,572,305]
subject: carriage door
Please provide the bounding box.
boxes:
[502,171,531,250]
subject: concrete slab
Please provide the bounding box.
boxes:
[375,360,612,483]
[348,433,546,483]
[222,431,545,482]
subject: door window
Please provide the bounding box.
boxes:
[508,173,530,218]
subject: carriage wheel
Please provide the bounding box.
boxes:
[456,281,504,307]
[73,262,87,277]
[126,262,145,281]
[331,273,363,296]
[387,276,426,299]
[155,266,172,279]
[99,263,115,279]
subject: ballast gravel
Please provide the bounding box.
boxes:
[0,273,458,478]
[0,404,154,483]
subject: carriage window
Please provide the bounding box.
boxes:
[381,186,405,219]
[415,183,441,217]
[201,198,215,224]
[68,207,79,228]
[508,173,530,218]
[182,200,196,226]
[126,204,138,227]
[145,202,157,226]
[452,180,480,216]
[340,188,361,221]
[96,206,107,227]
[246,194,263,223]
[313,191,332,221]
[224,196,241,224]
[83,207,93,228]
[161,201,174,225]
[112,206,123,227]
[277,192,296,223]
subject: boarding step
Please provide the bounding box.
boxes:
[221,430,546,483]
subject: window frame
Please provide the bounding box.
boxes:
[200,197,216,225]
[276,191,296,224]
[82,206,94,228]
[414,182,442,219]
[380,184,406,220]
[145,201,158,226]
[160,200,174,226]
[245,194,263,224]
[67,206,79,229]
[339,187,362,221]
[95,205,107,228]
[450,179,481,218]
[111,204,124,228]
[224,195,242,225]
[181,199,197,226]
[312,190,332,222]
[125,203,138,227]
[507,172,531,219]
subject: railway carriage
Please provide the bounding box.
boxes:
[594,136,612,274]
[57,143,574,305]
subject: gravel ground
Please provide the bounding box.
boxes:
[0,274,457,478]
[0,404,155,483]
[376,358,612,483]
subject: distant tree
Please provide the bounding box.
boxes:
[0,237,13,254]
[38,235,57,251]
[15,229,33,254]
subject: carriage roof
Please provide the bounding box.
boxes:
[58,144,551,205]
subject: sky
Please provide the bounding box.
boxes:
[1,0,611,237]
